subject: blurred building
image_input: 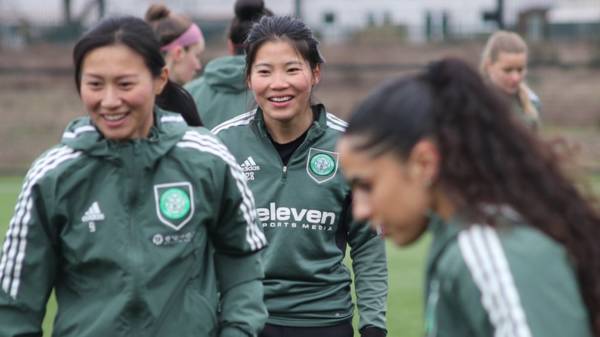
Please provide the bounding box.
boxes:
[1,0,598,45]
[548,0,600,39]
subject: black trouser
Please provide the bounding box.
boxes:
[259,321,354,337]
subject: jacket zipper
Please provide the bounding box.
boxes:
[125,142,145,334]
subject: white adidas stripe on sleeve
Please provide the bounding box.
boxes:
[211,110,256,135]
[458,225,533,337]
[177,132,266,251]
[0,146,81,298]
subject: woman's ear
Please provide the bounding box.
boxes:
[483,59,493,74]
[407,139,440,187]
[227,39,236,55]
[171,46,185,62]
[154,66,169,95]
[312,64,321,86]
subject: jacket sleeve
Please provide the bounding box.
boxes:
[0,176,57,337]
[453,227,593,337]
[346,195,388,336]
[208,148,268,337]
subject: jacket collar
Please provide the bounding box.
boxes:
[251,103,328,143]
[425,204,524,278]
[60,107,187,167]
[424,209,468,283]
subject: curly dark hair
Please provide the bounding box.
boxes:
[346,57,600,335]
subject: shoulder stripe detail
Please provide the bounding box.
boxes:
[62,125,96,139]
[326,113,348,128]
[176,132,266,250]
[211,110,257,135]
[0,146,81,298]
[326,121,346,132]
[458,225,532,337]
[161,115,185,123]
[177,133,266,250]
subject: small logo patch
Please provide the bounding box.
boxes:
[154,182,194,231]
[82,201,105,232]
[306,148,339,184]
[160,188,190,220]
[240,156,261,181]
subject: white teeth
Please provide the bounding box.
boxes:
[103,114,126,121]
[270,96,292,102]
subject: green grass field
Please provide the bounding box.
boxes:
[3,173,597,336]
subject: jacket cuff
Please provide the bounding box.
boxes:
[219,326,250,337]
[360,326,387,337]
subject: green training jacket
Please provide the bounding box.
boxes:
[0,109,268,337]
[424,207,592,337]
[185,55,255,129]
[213,105,388,332]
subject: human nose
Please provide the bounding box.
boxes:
[510,71,522,84]
[194,57,202,72]
[270,72,290,90]
[100,86,121,108]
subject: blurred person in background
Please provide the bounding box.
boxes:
[185,0,272,129]
[481,30,541,130]
[213,16,388,337]
[146,3,206,86]
[338,57,599,337]
[0,16,267,337]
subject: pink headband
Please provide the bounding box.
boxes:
[160,23,205,52]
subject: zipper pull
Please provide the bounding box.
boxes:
[283,166,287,174]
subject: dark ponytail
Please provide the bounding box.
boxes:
[347,57,600,335]
[157,81,202,126]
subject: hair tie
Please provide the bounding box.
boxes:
[160,24,204,52]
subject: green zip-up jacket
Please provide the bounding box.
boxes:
[213,105,388,332]
[185,55,255,129]
[0,109,268,337]
[424,207,592,337]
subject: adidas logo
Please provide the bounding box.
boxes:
[82,202,105,222]
[240,156,260,172]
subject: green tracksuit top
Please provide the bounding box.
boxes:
[424,208,592,337]
[185,55,255,129]
[213,105,388,331]
[0,109,268,337]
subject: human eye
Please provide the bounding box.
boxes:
[256,68,270,76]
[351,178,373,193]
[119,81,134,89]
[84,80,102,90]
[117,79,137,90]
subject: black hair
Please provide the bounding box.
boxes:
[73,16,202,126]
[229,0,273,55]
[346,57,600,335]
[244,15,325,79]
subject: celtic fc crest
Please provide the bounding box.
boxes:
[154,182,194,230]
[306,148,339,184]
